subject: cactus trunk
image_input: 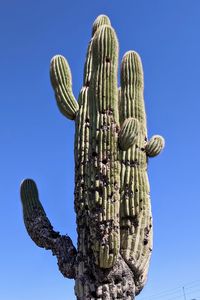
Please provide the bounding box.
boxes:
[20,15,164,300]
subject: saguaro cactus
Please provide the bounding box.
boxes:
[20,15,164,300]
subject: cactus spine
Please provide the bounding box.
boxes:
[20,15,164,300]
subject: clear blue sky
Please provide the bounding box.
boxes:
[0,1,200,299]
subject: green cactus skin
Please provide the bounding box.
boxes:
[20,15,164,300]
[75,24,120,270]
[145,135,165,157]
[50,55,79,120]
[92,14,111,36]
[119,118,140,151]
[119,51,154,292]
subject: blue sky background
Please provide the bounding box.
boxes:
[1,0,200,299]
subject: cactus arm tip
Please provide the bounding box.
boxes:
[20,179,77,279]
[50,55,79,120]
[145,135,165,157]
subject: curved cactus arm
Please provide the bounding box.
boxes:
[119,117,140,151]
[20,179,77,279]
[50,55,79,120]
[145,135,165,157]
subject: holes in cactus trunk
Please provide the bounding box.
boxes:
[109,248,114,255]
[114,181,119,190]
[110,192,114,198]
[92,151,98,157]
[114,277,121,285]
[144,227,150,235]
[143,239,148,246]
[85,80,90,87]
[102,158,108,164]
[108,108,113,115]
[106,56,111,63]
[98,186,103,197]
[116,124,120,133]
[91,292,97,297]
[88,271,96,281]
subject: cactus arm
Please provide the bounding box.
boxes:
[20,179,77,279]
[50,55,79,120]
[119,117,140,150]
[146,135,165,157]
[120,51,146,126]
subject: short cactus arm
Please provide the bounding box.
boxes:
[50,55,79,120]
[145,135,165,157]
[20,179,77,279]
[119,117,140,151]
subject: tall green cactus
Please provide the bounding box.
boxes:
[20,15,164,300]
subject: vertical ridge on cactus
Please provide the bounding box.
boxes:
[20,15,164,299]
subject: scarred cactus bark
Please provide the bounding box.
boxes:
[20,15,164,300]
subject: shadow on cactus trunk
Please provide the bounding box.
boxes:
[20,14,164,300]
